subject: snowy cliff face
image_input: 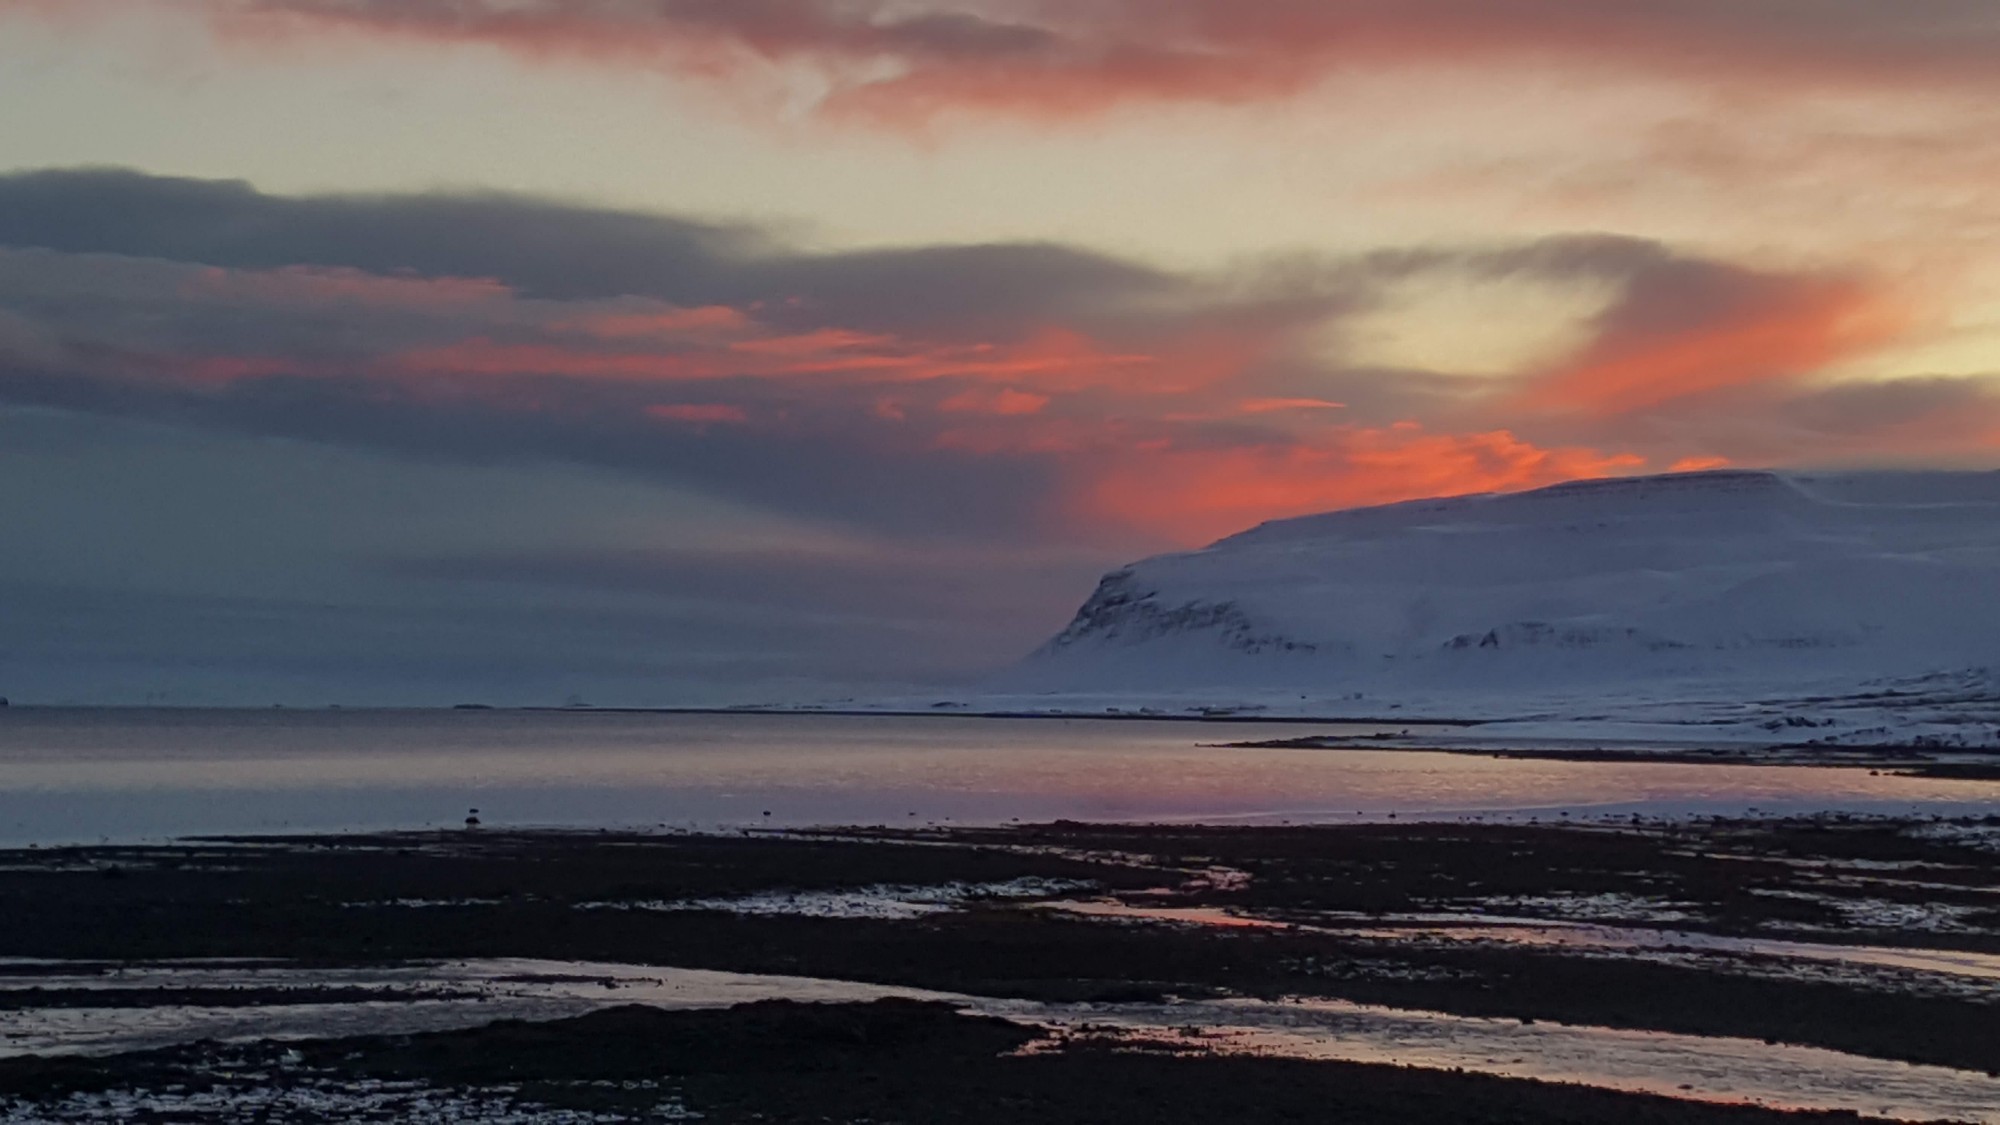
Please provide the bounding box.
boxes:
[1017,470,2000,707]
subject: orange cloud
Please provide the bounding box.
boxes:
[1520,277,1910,416]
[1238,397,1347,414]
[12,174,1945,551]
[1087,425,1647,544]
[389,322,1185,392]
[1669,455,1732,473]
[1163,397,1348,424]
[920,329,1149,387]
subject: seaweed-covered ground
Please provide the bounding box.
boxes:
[1,815,1997,1122]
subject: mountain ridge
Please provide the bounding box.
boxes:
[1004,469,2000,743]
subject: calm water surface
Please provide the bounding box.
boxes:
[0,709,1993,844]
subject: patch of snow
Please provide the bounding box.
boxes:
[2,1061,698,1123]
[1035,901,2000,984]
[1460,893,1707,925]
[576,877,1094,920]
[342,898,509,909]
[1746,889,1992,934]
[1907,819,2000,854]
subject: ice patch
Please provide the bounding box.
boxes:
[1035,900,2000,982]
[1908,819,2000,854]
[576,877,1094,920]
[1746,888,1993,934]
[1463,893,1707,925]
[5,1073,701,1123]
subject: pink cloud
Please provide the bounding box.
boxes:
[730,328,899,357]
[7,180,1973,550]
[563,305,752,339]
[180,265,512,307]
[939,387,1052,416]
[1237,397,1347,414]
[386,321,1183,393]
[79,1,2000,125]
[393,339,725,381]
[646,402,749,425]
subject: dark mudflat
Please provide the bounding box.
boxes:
[0,1000,1892,1124]
[0,816,1995,1120]
[0,986,475,1010]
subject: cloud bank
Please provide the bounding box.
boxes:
[1,168,1993,701]
[35,0,2000,123]
[3,168,1985,548]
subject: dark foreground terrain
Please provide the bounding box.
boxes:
[1,815,1996,1122]
[0,1000,1908,1124]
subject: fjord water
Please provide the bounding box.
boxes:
[0,708,1993,845]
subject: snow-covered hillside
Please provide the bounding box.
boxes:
[1002,470,2000,746]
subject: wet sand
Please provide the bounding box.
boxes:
[0,816,1995,1122]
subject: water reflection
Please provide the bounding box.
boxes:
[0,709,1993,844]
[1039,901,2000,981]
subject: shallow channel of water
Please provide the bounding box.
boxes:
[1042,900,2000,982]
[1,959,1995,1123]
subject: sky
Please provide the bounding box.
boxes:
[3,0,2000,706]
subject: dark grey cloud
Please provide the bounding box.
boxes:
[0,168,758,302]
[1521,373,2000,471]
[0,169,1975,548]
[2,169,1994,703]
[0,168,1177,338]
[1580,253,1823,351]
[0,169,1213,539]
[0,364,1071,539]
[1357,232,1800,302]
[1785,376,2000,439]
[0,168,1958,546]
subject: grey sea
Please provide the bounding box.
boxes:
[1,708,1995,845]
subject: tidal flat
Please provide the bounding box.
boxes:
[1,815,1996,1123]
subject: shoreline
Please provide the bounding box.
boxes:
[9,707,1994,773]
[0,702,1480,727]
[1215,735,2000,777]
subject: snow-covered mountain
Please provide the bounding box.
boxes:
[1005,470,2000,743]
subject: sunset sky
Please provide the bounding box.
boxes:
[5,0,2000,705]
